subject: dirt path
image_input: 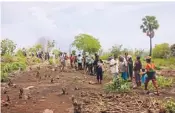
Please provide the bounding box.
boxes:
[1,65,175,113]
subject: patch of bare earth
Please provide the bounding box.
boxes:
[1,65,175,113]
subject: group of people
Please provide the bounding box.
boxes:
[58,52,159,95]
[109,53,159,95]
[59,53,104,84]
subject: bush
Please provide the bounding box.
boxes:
[104,77,131,93]
[100,53,112,60]
[153,43,171,58]
[152,57,175,69]
[164,98,175,113]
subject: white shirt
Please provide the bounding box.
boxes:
[110,58,119,74]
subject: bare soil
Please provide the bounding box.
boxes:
[1,65,175,113]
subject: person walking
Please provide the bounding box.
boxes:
[144,56,159,95]
[60,52,65,72]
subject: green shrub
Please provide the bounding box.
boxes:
[49,58,53,65]
[164,98,175,113]
[100,53,112,60]
[104,77,131,93]
[1,54,14,63]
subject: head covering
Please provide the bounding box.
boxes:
[146,56,151,59]
[127,55,132,59]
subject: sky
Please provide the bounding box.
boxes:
[1,2,175,52]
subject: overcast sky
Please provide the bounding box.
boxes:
[1,2,175,52]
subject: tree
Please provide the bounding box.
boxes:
[34,44,42,51]
[111,44,123,56]
[153,43,171,58]
[1,39,16,56]
[47,40,55,52]
[170,44,175,57]
[140,16,159,56]
[72,50,76,55]
[72,34,101,54]
[52,49,60,58]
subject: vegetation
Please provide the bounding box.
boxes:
[1,38,17,56]
[104,77,131,93]
[140,16,159,56]
[72,34,101,54]
[142,76,174,90]
[153,43,171,58]
[164,98,175,113]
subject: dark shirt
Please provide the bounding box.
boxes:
[134,60,142,71]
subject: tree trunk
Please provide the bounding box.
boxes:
[149,37,152,56]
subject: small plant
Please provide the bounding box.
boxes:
[164,98,175,113]
[104,77,131,93]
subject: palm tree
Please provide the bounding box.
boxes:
[140,16,159,56]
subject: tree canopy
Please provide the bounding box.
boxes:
[1,39,17,56]
[72,34,101,54]
[140,16,159,56]
[153,43,171,58]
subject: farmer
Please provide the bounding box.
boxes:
[97,59,104,84]
[60,52,65,72]
[74,55,78,70]
[110,55,119,78]
[119,56,128,80]
[145,56,159,95]
[93,54,99,76]
[89,56,94,75]
[70,54,74,68]
[77,54,83,70]
[85,55,90,74]
[124,52,129,79]
[128,55,133,81]
[133,56,142,87]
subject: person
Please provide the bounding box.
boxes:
[85,55,90,74]
[60,52,65,72]
[110,55,119,78]
[141,68,147,85]
[119,56,128,80]
[97,59,103,84]
[124,52,129,79]
[128,55,133,81]
[144,56,159,95]
[70,54,74,68]
[88,56,94,75]
[93,54,99,76]
[74,55,78,70]
[77,54,82,70]
[133,56,142,87]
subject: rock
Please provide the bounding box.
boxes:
[89,81,96,84]
[2,101,9,107]
[75,87,79,90]
[43,109,53,113]
[51,78,54,83]
[56,76,60,79]
[12,84,17,88]
[25,86,34,90]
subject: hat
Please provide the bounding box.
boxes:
[146,56,151,59]
[127,55,132,59]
